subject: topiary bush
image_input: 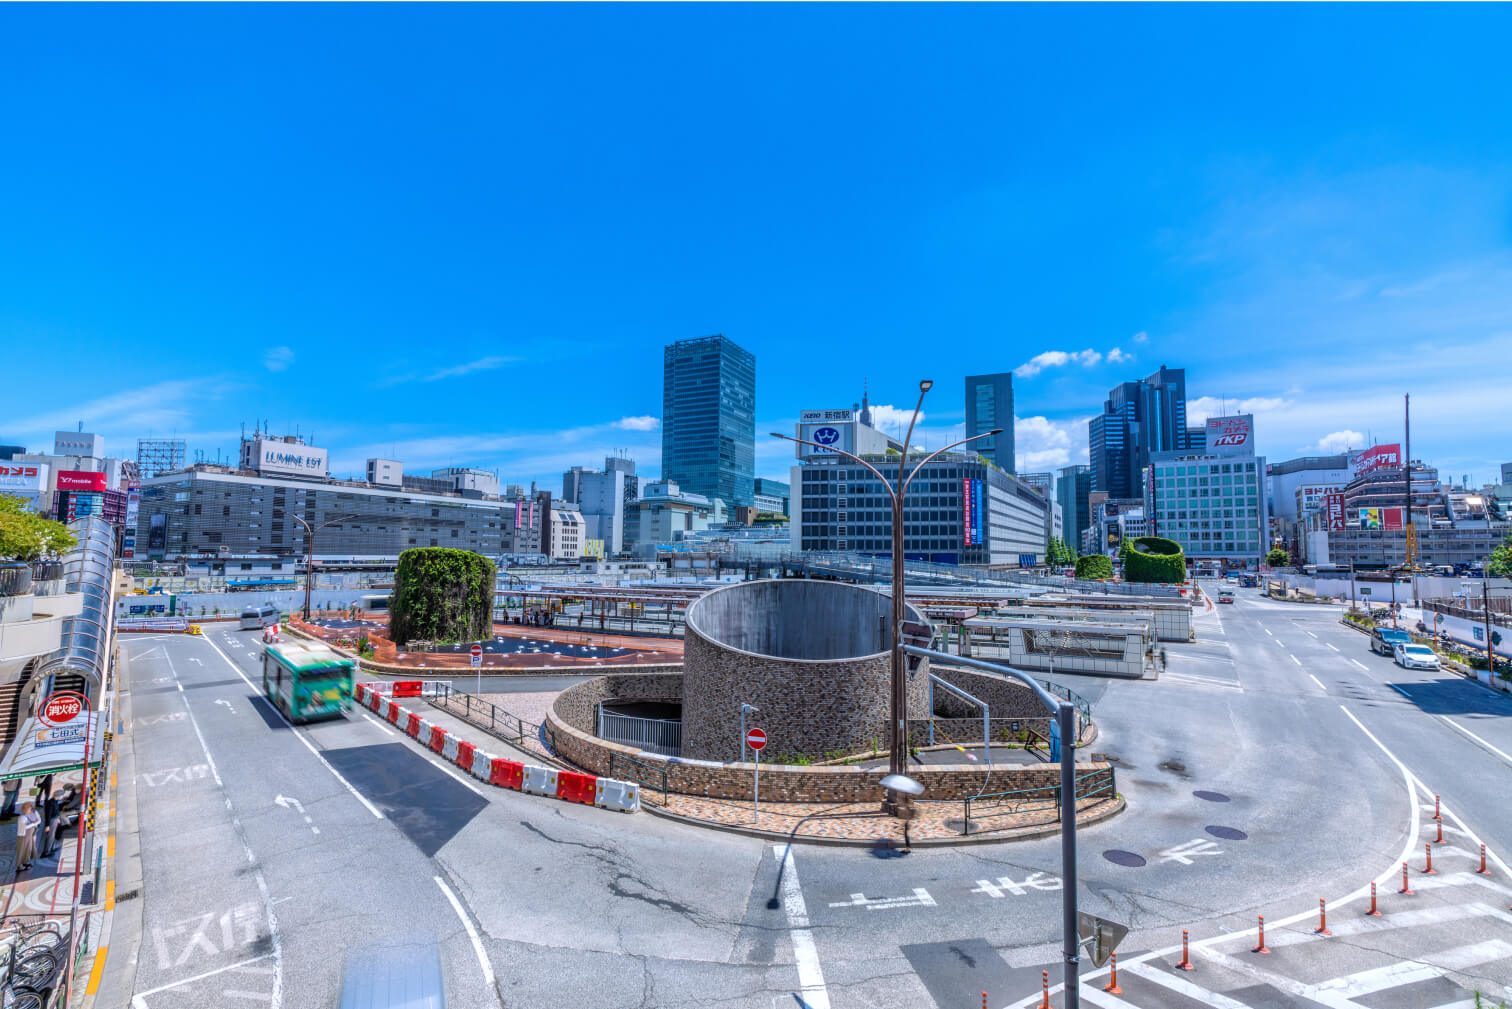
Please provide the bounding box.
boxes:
[389,548,496,646]
[1075,554,1114,580]
[1124,536,1186,584]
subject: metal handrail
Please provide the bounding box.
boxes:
[960,767,1117,835]
[607,751,669,804]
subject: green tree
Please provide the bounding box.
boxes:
[1075,554,1114,580]
[389,548,497,646]
[1265,546,1291,568]
[1046,536,1078,566]
[0,495,77,560]
[1488,532,1512,577]
[1124,536,1187,583]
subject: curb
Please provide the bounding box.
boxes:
[639,793,1126,848]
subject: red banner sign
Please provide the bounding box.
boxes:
[1351,444,1401,478]
[57,470,108,492]
[1324,492,1346,531]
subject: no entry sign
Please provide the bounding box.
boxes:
[470,644,482,668]
[746,728,767,751]
[41,693,83,727]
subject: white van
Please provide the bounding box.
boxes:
[239,603,280,630]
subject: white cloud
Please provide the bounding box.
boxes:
[263,346,295,372]
[865,403,927,437]
[1131,331,1149,344]
[1013,349,1103,378]
[1107,347,1132,364]
[613,415,659,432]
[1014,414,1091,472]
[425,356,517,381]
[1314,429,1365,453]
[1185,394,1293,427]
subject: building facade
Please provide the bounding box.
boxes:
[965,373,1015,474]
[1089,365,1193,498]
[753,477,790,516]
[1146,414,1268,563]
[789,453,1049,566]
[635,480,725,553]
[136,438,187,479]
[1057,464,1092,550]
[661,334,756,508]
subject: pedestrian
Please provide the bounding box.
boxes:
[1160,648,1168,671]
[14,801,40,872]
[0,778,20,820]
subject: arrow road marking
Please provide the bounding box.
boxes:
[216,699,236,715]
[1159,838,1223,865]
[827,888,936,911]
[274,795,317,835]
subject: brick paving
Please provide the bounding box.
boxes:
[291,612,682,670]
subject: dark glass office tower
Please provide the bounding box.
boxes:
[1057,463,1092,548]
[965,373,1015,474]
[1088,365,1191,497]
[661,335,756,508]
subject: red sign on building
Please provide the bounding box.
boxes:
[57,470,108,492]
[1351,444,1401,478]
[1324,492,1346,531]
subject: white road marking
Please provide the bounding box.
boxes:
[360,710,396,735]
[1290,654,1303,666]
[1351,659,1370,671]
[1159,838,1222,865]
[1308,674,1327,690]
[1327,642,1340,651]
[201,632,383,818]
[139,764,212,787]
[1306,630,1318,638]
[827,888,935,910]
[1160,671,1243,692]
[1264,627,1273,636]
[969,872,1061,898]
[1438,716,1512,767]
[131,953,276,1006]
[433,875,495,988]
[773,844,831,1009]
[1389,683,1414,699]
[1125,963,1251,1008]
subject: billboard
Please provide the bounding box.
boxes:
[57,470,108,492]
[962,478,983,546]
[255,440,329,477]
[123,482,140,558]
[799,408,855,424]
[799,421,855,458]
[1358,507,1405,530]
[0,463,48,492]
[1205,414,1254,456]
[1324,492,1346,531]
[148,513,166,550]
[1351,444,1401,478]
[1297,483,1345,515]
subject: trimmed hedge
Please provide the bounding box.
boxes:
[1124,536,1186,584]
[1075,554,1114,580]
[389,548,496,646]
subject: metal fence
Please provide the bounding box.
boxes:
[429,685,558,762]
[597,710,681,757]
[607,752,670,805]
[957,766,1117,836]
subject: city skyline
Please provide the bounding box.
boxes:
[3,6,1511,490]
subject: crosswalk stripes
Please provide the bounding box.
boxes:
[1158,670,1244,693]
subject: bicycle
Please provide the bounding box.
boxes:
[0,920,68,998]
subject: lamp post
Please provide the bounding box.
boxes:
[291,513,356,620]
[771,380,1001,804]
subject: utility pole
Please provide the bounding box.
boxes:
[1484,576,1496,676]
[1404,393,1418,606]
[292,513,356,620]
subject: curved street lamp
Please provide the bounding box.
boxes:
[291,513,357,620]
[770,379,1001,809]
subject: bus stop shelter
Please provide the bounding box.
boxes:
[0,712,107,783]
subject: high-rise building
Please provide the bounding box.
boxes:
[1502,462,1512,485]
[1057,464,1092,550]
[562,465,591,504]
[754,477,790,516]
[1146,414,1268,562]
[136,438,187,479]
[1019,472,1053,496]
[662,335,756,508]
[965,373,1015,474]
[1088,365,1192,498]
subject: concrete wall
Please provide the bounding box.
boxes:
[1029,594,1191,642]
[679,580,931,761]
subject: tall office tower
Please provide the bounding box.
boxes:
[965,373,1015,474]
[1057,464,1092,548]
[1088,365,1190,497]
[561,465,591,504]
[662,335,755,508]
[136,438,186,479]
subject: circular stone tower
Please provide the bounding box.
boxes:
[679,579,931,762]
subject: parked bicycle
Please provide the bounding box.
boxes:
[0,917,69,1006]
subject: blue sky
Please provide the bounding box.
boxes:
[3,5,1511,491]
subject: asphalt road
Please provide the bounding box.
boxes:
[100,590,1512,1009]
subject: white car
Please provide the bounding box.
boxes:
[1393,643,1440,671]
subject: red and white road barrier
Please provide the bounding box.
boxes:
[351,682,640,813]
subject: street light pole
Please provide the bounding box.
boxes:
[771,384,1000,802]
[291,513,356,620]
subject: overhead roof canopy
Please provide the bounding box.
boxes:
[0,713,105,782]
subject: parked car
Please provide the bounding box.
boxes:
[1369,627,1412,655]
[1394,643,1441,671]
[1218,589,1236,604]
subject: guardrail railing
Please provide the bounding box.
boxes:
[957,766,1116,836]
[607,751,669,805]
[426,684,558,760]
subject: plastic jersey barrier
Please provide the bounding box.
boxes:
[490,758,525,791]
[557,771,597,805]
[522,765,558,797]
[455,740,475,770]
[393,680,423,698]
[428,726,447,754]
[405,713,424,738]
[385,701,401,725]
[441,734,461,762]
[469,750,494,782]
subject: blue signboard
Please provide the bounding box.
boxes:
[962,478,984,546]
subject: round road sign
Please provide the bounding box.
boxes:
[41,693,83,726]
[470,644,482,658]
[746,728,767,751]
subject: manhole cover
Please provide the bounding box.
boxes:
[1206,825,1248,840]
[1193,790,1230,802]
[943,820,981,834]
[1102,849,1147,867]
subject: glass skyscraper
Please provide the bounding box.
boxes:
[1088,365,1192,497]
[965,373,1015,474]
[661,335,755,508]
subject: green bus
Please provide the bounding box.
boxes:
[261,641,355,723]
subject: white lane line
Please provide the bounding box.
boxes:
[1352,659,1370,671]
[1438,716,1512,767]
[1306,630,1318,638]
[1264,627,1273,636]
[201,632,384,819]
[1389,683,1414,699]
[772,843,831,1009]
[1327,642,1340,651]
[434,875,495,988]
[1126,962,1251,1009]
[1290,655,1303,666]
[360,710,396,736]
[130,954,276,1003]
[1309,674,1327,691]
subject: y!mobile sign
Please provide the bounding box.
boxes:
[1204,414,1253,457]
[1351,443,1401,478]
